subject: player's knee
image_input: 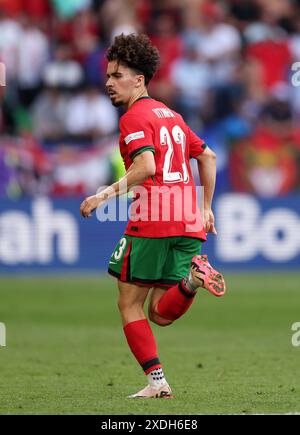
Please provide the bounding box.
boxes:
[117,297,124,313]
[117,297,143,318]
[117,297,130,314]
[148,309,173,327]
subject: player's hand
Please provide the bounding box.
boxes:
[203,209,217,235]
[80,195,102,218]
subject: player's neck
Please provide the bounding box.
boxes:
[126,89,149,110]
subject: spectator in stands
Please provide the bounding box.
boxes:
[0,8,22,113]
[72,9,99,62]
[99,0,139,43]
[244,15,292,91]
[170,38,212,130]
[31,86,69,141]
[82,35,106,88]
[197,1,242,85]
[149,12,183,105]
[17,15,49,107]
[0,8,21,83]
[65,85,118,141]
[43,41,84,90]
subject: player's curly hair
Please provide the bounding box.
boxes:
[106,33,160,85]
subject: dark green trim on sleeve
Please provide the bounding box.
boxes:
[190,143,208,159]
[151,175,157,185]
[130,146,155,161]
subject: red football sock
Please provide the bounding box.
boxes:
[156,280,196,321]
[123,319,162,374]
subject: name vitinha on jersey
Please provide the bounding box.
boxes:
[124,108,176,144]
[152,108,175,118]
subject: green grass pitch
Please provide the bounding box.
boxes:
[0,273,299,415]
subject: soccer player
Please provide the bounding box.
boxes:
[80,34,226,398]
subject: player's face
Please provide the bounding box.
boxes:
[106,61,142,107]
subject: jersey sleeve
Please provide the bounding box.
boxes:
[120,114,155,161]
[187,126,207,158]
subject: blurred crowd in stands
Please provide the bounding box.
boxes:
[1,0,300,198]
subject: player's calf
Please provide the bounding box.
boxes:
[153,255,226,323]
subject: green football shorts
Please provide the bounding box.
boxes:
[108,235,202,287]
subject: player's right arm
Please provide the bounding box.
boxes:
[80,113,156,218]
[98,150,156,199]
[80,151,155,218]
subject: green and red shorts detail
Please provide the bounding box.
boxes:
[108,235,202,288]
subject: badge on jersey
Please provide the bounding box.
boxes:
[124,131,145,145]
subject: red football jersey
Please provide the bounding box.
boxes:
[119,97,207,240]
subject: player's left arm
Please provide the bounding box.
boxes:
[196,147,217,235]
[80,151,155,218]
